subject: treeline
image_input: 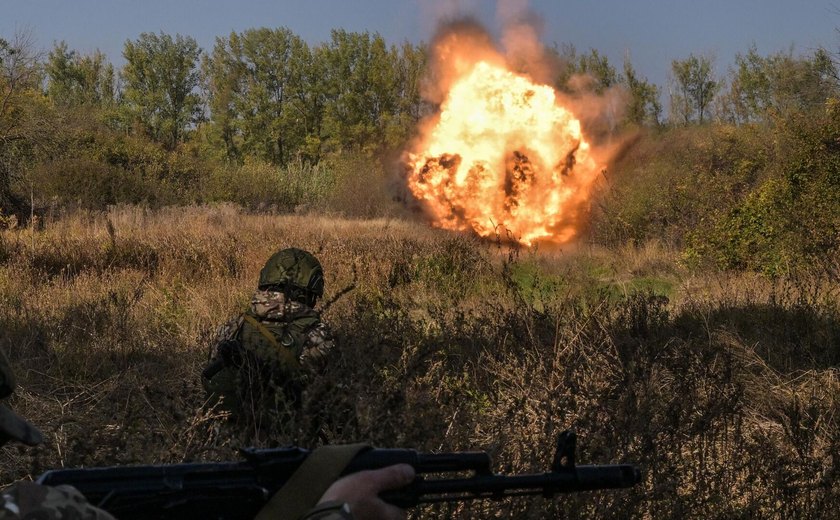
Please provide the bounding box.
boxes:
[549,43,838,126]
[1,27,839,274]
[45,28,427,160]
[0,28,427,215]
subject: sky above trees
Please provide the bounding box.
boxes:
[3,0,839,91]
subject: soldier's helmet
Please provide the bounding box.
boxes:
[0,351,43,447]
[258,248,325,307]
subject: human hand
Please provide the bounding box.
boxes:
[316,464,415,520]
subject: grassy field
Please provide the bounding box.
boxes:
[0,205,838,518]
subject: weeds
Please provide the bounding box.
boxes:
[0,206,837,518]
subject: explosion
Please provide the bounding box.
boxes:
[406,24,604,246]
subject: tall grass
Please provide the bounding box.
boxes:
[0,206,837,518]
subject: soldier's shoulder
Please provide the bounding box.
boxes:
[0,482,116,519]
[213,315,244,343]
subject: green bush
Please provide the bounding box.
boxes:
[593,125,769,247]
[204,158,336,211]
[595,101,839,277]
[685,100,840,274]
[27,132,213,208]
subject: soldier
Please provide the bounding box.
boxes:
[202,247,335,431]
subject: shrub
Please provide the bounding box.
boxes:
[204,158,336,211]
[685,100,840,275]
[592,125,769,247]
[318,153,405,218]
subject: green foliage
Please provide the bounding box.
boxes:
[504,257,567,310]
[594,124,770,246]
[684,179,786,272]
[203,28,309,165]
[670,53,719,124]
[591,43,838,276]
[319,30,423,154]
[575,48,619,93]
[26,130,214,208]
[551,46,660,128]
[622,59,661,126]
[552,44,619,94]
[0,32,61,218]
[717,45,839,124]
[389,234,489,301]
[46,42,115,108]
[121,32,202,150]
[203,28,426,166]
[3,28,838,285]
[685,100,840,274]
[205,158,335,210]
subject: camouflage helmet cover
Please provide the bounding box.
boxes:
[258,248,325,299]
[0,351,43,446]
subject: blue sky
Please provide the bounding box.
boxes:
[3,0,839,90]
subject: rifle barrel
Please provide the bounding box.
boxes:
[383,464,641,506]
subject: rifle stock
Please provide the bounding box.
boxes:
[36,431,640,519]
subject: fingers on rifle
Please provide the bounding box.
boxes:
[365,464,416,492]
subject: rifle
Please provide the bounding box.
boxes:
[36,431,640,520]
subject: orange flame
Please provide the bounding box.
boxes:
[407,41,602,245]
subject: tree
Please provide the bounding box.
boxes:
[204,28,316,165]
[0,30,54,219]
[286,37,328,162]
[202,34,242,161]
[717,45,838,124]
[121,32,201,150]
[203,28,426,162]
[623,59,661,126]
[549,42,578,92]
[577,48,619,94]
[237,27,302,165]
[315,32,426,153]
[670,54,719,124]
[46,42,115,109]
[389,41,428,146]
[551,45,619,95]
[320,30,399,153]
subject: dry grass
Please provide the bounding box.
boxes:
[0,205,838,518]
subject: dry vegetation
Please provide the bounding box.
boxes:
[0,205,838,518]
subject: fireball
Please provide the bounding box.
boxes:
[407,59,602,245]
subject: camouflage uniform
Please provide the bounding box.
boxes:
[0,483,115,520]
[203,248,335,426]
[242,289,334,369]
[203,289,335,422]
